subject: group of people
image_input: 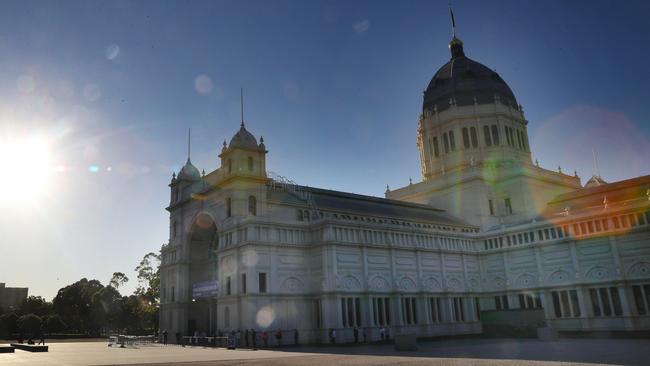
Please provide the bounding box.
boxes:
[159,328,299,349]
[329,326,391,344]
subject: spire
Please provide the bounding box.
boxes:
[592,148,601,178]
[449,4,456,38]
[448,5,465,58]
[240,87,245,128]
[187,128,191,163]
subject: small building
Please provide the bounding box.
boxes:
[0,283,28,313]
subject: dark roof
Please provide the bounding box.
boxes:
[542,174,650,215]
[229,124,259,150]
[268,184,473,227]
[423,38,518,113]
[178,158,200,181]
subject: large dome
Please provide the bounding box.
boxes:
[423,38,518,113]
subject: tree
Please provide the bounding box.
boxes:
[109,272,129,289]
[134,252,161,304]
[52,278,104,334]
[19,296,52,317]
[0,312,18,338]
[18,314,42,335]
[43,314,66,333]
[91,285,122,332]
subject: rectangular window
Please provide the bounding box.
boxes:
[241,273,247,294]
[488,199,494,215]
[449,130,456,150]
[613,216,620,229]
[258,272,267,293]
[372,297,391,326]
[428,297,442,323]
[453,297,465,322]
[491,124,500,145]
[401,297,418,325]
[484,125,492,146]
[505,198,513,215]
[505,126,511,146]
[341,297,361,328]
[470,127,478,147]
[433,137,440,157]
[591,287,622,317]
[443,133,450,153]
[462,127,470,148]
[314,299,322,329]
[552,290,580,318]
[632,284,650,315]
[226,276,231,295]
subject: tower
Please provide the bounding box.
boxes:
[388,12,581,229]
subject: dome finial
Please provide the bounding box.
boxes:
[187,128,192,163]
[240,87,245,128]
[448,5,465,58]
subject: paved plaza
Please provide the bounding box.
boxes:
[1,338,649,366]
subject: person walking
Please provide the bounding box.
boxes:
[353,326,359,344]
[275,329,283,346]
[162,330,168,345]
[362,328,367,344]
[329,328,336,344]
[37,324,45,346]
[244,329,249,348]
[294,329,299,346]
[262,331,269,347]
[380,327,385,342]
[385,327,390,344]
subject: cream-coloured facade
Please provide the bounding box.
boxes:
[159,33,650,343]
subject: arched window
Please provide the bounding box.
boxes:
[483,125,492,146]
[297,210,303,221]
[228,159,232,173]
[491,125,500,145]
[449,130,456,150]
[462,127,470,148]
[247,156,254,171]
[173,221,178,237]
[226,197,232,217]
[443,133,450,153]
[432,137,440,157]
[248,195,256,216]
[470,127,478,147]
[174,188,179,202]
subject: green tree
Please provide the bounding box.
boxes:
[19,296,52,317]
[109,272,129,289]
[134,252,161,303]
[18,314,42,335]
[43,314,67,333]
[91,285,122,332]
[0,312,19,338]
[52,278,104,334]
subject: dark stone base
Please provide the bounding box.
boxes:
[10,343,48,352]
[0,344,16,353]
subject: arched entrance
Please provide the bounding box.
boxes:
[187,213,218,336]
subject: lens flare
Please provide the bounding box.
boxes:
[255,306,275,328]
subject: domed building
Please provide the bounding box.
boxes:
[159,19,650,345]
[388,33,580,229]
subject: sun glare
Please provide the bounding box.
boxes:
[0,137,53,204]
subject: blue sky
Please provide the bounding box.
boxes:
[0,0,649,300]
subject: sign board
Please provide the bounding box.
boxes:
[192,280,219,299]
